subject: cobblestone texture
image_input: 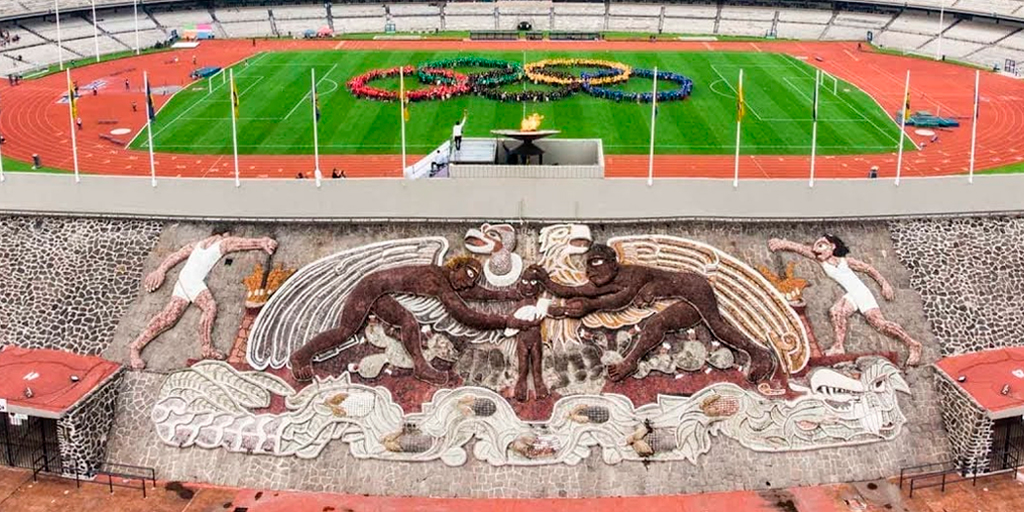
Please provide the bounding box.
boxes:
[0,217,162,355]
[934,373,994,471]
[890,217,1024,356]
[57,369,125,477]
[103,220,950,497]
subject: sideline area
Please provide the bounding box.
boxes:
[1,466,1021,512]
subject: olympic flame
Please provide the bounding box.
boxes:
[521,113,544,132]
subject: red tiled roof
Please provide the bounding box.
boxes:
[0,346,121,419]
[935,347,1024,419]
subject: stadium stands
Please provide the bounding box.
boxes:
[0,1,1021,75]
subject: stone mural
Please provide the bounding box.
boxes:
[149,224,915,467]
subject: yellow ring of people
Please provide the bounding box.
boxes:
[523,59,632,86]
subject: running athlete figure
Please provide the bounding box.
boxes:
[128,232,277,370]
[767,234,922,366]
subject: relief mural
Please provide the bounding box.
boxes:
[142,224,918,467]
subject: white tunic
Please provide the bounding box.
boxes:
[821,258,879,313]
[172,241,223,302]
[452,121,464,138]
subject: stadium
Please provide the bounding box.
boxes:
[1,1,1024,511]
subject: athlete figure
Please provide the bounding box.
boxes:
[767,234,922,365]
[128,232,277,370]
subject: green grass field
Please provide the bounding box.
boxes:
[133,50,913,156]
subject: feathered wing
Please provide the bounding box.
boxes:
[597,236,810,374]
[392,294,507,346]
[246,238,450,370]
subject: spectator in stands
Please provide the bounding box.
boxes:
[452,110,467,151]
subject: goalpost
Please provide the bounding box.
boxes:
[819,71,839,95]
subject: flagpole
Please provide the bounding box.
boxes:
[969,69,979,184]
[0,126,5,182]
[647,67,658,186]
[399,67,407,173]
[55,0,64,70]
[895,70,910,186]
[733,68,743,188]
[145,71,156,187]
[809,69,820,188]
[91,0,100,62]
[312,68,321,188]
[230,68,240,187]
[133,0,141,55]
[66,69,80,182]
[936,1,945,61]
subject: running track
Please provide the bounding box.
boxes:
[1,39,1022,179]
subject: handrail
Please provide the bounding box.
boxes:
[902,451,1021,498]
[28,452,158,498]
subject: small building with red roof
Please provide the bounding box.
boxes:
[0,345,124,478]
[934,347,1024,474]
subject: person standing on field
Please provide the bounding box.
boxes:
[452,109,467,151]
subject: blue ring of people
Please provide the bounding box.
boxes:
[348,57,696,104]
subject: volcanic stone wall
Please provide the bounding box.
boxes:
[890,217,1024,357]
[933,373,994,472]
[0,217,162,355]
[57,369,125,477]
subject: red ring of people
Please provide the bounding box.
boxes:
[347,66,470,101]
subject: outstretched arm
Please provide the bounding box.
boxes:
[459,285,520,302]
[438,290,510,330]
[767,238,816,260]
[220,236,277,255]
[846,257,895,300]
[143,241,198,292]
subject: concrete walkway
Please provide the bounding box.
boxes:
[1,466,1021,512]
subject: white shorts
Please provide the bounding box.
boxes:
[172,279,208,303]
[843,290,879,314]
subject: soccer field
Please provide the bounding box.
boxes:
[133,50,913,156]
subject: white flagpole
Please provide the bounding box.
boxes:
[936,1,945,61]
[809,68,820,188]
[133,0,141,55]
[896,70,910,186]
[230,68,240,187]
[55,0,64,70]
[0,126,5,182]
[145,71,156,187]
[399,67,407,172]
[969,69,979,183]
[647,67,658,186]
[67,69,79,182]
[91,0,100,62]
[312,68,321,188]
[733,68,743,188]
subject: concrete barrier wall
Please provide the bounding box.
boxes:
[2,173,1023,221]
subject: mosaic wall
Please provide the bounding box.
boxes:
[890,217,1024,356]
[100,220,949,497]
[57,369,125,477]
[0,217,162,355]
[933,374,993,472]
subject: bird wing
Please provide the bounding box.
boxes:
[246,237,449,370]
[602,235,811,374]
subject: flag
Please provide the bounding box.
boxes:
[312,82,321,122]
[736,77,745,122]
[67,74,77,119]
[812,73,819,122]
[903,90,911,121]
[399,69,410,122]
[973,80,980,121]
[231,74,240,119]
[145,76,156,121]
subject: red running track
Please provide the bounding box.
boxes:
[1,39,1022,180]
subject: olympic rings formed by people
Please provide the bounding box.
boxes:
[347,58,695,104]
[346,65,470,102]
[583,68,695,103]
[416,57,523,87]
[524,59,631,86]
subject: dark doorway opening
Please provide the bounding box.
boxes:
[0,415,62,473]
